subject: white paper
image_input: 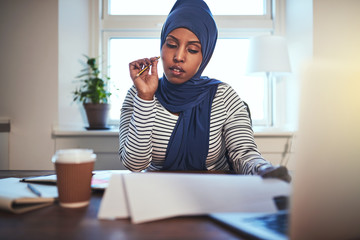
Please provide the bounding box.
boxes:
[97,173,130,220]
[0,178,58,199]
[123,173,291,224]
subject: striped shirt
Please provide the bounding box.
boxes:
[119,82,270,174]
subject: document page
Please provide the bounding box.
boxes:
[124,173,291,223]
[98,172,291,224]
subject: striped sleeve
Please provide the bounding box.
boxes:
[221,83,270,174]
[119,86,156,172]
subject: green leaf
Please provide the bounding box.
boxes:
[73,55,112,104]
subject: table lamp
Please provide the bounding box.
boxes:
[246,35,291,125]
[246,35,291,77]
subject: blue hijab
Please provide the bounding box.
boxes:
[155,0,221,170]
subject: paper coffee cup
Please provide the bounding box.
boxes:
[52,149,96,208]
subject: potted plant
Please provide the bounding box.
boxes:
[73,55,112,130]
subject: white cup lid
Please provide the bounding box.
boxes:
[52,149,96,164]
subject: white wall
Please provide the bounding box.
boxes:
[0,0,58,170]
[285,0,360,129]
[313,0,360,60]
[285,0,313,129]
[0,0,90,170]
[58,0,91,128]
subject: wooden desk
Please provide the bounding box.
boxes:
[0,171,246,240]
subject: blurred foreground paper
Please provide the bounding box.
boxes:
[98,172,291,224]
[290,59,360,240]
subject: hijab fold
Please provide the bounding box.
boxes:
[155,0,221,170]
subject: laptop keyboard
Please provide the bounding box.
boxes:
[244,211,289,235]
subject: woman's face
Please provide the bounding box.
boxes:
[161,28,203,84]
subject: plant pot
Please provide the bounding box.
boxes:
[83,103,110,130]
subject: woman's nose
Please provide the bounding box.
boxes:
[174,47,185,62]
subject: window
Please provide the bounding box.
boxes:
[108,0,265,15]
[96,0,283,126]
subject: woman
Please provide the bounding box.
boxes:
[119,0,291,182]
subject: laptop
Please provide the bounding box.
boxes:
[211,197,289,240]
[210,60,360,240]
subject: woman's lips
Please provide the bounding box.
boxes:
[170,65,185,75]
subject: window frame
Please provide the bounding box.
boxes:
[93,0,286,127]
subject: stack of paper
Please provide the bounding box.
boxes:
[98,172,291,224]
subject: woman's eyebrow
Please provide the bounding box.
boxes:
[166,35,178,42]
[188,40,201,46]
[166,35,201,46]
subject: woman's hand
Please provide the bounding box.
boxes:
[258,165,292,183]
[129,57,159,100]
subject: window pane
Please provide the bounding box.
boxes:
[108,38,266,124]
[108,38,163,120]
[203,39,266,121]
[109,0,265,16]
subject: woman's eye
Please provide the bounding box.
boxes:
[188,49,199,54]
[166,43,177,48]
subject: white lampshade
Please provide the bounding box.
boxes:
[246,35,291,74]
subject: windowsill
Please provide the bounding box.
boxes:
[52,125,119,137]
[52,125,294,137]
[252,126,295,137]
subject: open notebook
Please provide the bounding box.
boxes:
[210,60,360,240]
[0,178,58,214]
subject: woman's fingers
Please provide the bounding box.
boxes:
[150,57,159,76]
[128,56,160,100]
[129,57,158,79]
